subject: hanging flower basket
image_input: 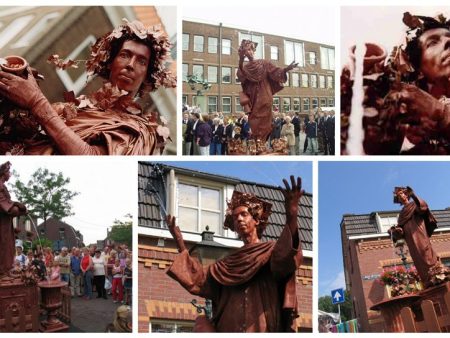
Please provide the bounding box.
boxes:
[379,266,422,298]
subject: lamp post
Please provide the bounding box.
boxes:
[187,75,211,113]
[188,226,232,319]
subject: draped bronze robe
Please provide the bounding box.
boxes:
[237,60,287,141]
[167,225,302,332]
[0,182,16,275]
[397,197,438,284]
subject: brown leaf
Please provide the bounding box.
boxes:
[403,12,423,30]
[47,55,79,70]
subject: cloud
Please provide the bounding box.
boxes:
[320,271,345,296]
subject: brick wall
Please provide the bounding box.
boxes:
[345,231,450,332]
[138,237,313,332]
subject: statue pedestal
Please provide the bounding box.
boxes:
[0,278,39,332]
[370,294,421,332]
[38,280,69,332]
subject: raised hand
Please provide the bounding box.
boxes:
[166,215,186,252]
[280,176,304,218]
[285,61,299,72]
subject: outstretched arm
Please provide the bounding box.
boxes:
[270,176,304,280]
[406,186,428,214]
[0,68,106,155]
[284,61,299,73]
[281,176,304,240]
[166,215,187,252]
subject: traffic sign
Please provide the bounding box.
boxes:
[331,288,345,304]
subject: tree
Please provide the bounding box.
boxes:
[318,290,353,322]
[12,168,79,232]
[108,214,132,248]
[23,237,53,253]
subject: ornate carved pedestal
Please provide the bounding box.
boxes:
[0,278,39,332]
[38,280,69,332]
[370,294,421,332]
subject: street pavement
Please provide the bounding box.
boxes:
[68,295,126,332]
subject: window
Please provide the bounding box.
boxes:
[11,12,60,48]
[207,66,218,83]
[328,98,335,107]
[193,35,204,52]
[182,33,189,51]
[301,74,309,87]
[320,46,335,70]
[178,183,222,234]
[239,33,264,59]
[284,73,290,86]
[235,68,240,84]
[309,52,316,65]
[192,65,204,80]
[303,98,310,112]
[208,37,218,53]
[270,46,278,60]
[312,98,319,109]
[327,75,334,89]
[222,96,231,113]
[311,74,318,88]
[208,96,218,112]
[182,95,187,106]
[12,217,18,229]
[182,63,188,82]
[320,98,327,107]
[273,97,280,112]
[292,73,300,87]
[25,219,31,232]
[0,15,34,50]
[55,35,97,95]
[284,40,304,67]
[283,98,291,112]
[293,98,300,112]
[151,320,194,333]
[235,97,241,113]
[319,75,325,89]
[222,39,231,55]
[59,228,65,240]
[376,214,398,233]
[221,67,231,83]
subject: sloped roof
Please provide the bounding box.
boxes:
[138,162,313,251]
[342,208,450,238]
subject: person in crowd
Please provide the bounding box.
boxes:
[81,247,94,300]
[92,249,107,299]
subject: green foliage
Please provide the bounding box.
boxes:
[23,237,53,253]
[12,168,79,222]
[318,290,353,322]
[108,214,132,248]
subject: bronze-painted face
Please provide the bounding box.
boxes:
[418,27,450,82]
[232,205,259,239]
[109,40,151,97]
[396,190,409,205]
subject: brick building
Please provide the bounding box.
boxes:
[138,162,313,332]
[341,209,450,332]
[0,6,176,153]
[36,218,84,250]
[182,20,335,117]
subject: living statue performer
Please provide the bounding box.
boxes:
[0,20,176,155]
[392,186,450,286]
[237,40,297,142]
[0,161,27,281]
[166,176,303,332]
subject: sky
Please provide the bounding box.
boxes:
[6,158,135,245]
[183,6,336,46]
[319,161,450,297]
[341,6,450,63]
[158,160,313,193]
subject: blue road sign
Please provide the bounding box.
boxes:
[331,288,345,304]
